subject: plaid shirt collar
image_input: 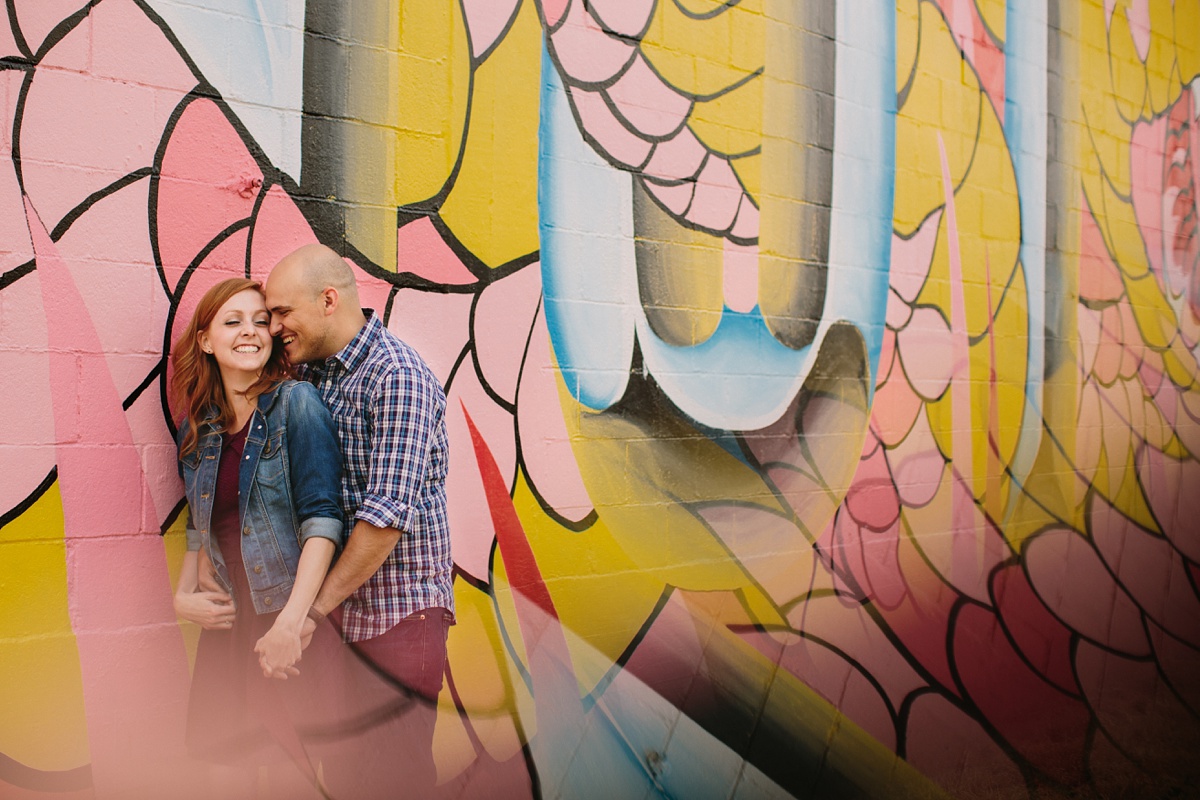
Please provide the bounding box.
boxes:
[309,309,380,378]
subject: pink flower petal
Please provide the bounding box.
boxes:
[992,564,1078,693]
[1130,114,1167,285]
[462,0,521,59]
[642,127,706,182]
[890,208,940,304]
[1090,494,1200,647]
[396,216,478,285]
[447,372,516,581]
[1025,528,1150,654]
[905,692,1025,798]
[156,98,263,292]
[885,288,913,330]
[844,439,900,531]
[247,184,319,284]
[542,0,570,29]
[88,0,199,92]
[586,0,655,39]
[728,194,759,242]
[0,72,32,273]
[11,1,89,58]
[874,361,925,448]
[0,270,56,517]
[605,55,691,139]
[1079,198,1126,303]
[517,305,592,523]
[1148,619,1200,716]
[475,263,543,404]
[549,0,635,84]
[386,288,473,387]
[686,157,743,233]
[1139,446,1200,563]
[888,409,947,507]
[897,306,955,401]
[953,604,1090,785]
[643,177,695,216]
[567,85,652,168]
[721,239,758,313]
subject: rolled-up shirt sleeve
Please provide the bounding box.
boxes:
[286,382,345,548]
[357,363,441,534]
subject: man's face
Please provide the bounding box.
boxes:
[265,267,330,365]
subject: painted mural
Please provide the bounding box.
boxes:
[2,0,1199,797]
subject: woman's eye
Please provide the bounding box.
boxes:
[255,319,270,327]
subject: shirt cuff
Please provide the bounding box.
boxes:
[298,516,344,549]
[185,527,202,552]
[356,494,414,533]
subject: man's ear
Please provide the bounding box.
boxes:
[321,287,339,316]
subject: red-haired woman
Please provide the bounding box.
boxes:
[171,277,343,796]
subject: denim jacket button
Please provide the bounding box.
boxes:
[242,526,251,536]
[254,565,263,574]
[264,597,273,606]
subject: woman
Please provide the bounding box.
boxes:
[170,277,343,796]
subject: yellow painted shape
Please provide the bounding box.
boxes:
[975,0,1006,43]
[0,483,90,769]
[437,0,541,267]
[1177,0,1200,83]
[1112,442,1160,530]
[394,0,471,208]
[730,151,760,204]
[161,515,200,669]
[510,471,669,693]
[897,0,920,98]
[689,75,763,159]
[1108,2,1149,122]
[1145,0,1179,115]
[641,0,763,99]
[893,4,983,236]
[1079,2,1132,199]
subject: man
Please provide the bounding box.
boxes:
[264,243,454,796]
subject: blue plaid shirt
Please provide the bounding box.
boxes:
[299,310,453,641]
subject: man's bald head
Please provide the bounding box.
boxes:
[266,244,367,364]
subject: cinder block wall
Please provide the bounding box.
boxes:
[1,1,1198,797]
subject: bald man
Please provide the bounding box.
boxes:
[266,244,453,797]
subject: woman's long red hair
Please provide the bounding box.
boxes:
[171,278,291,457]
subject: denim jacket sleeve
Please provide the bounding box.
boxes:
[175,418,202,552]
[284,381,345,549]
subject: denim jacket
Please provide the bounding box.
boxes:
[177,380,344,614]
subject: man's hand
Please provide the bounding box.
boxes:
[174,590,235,629]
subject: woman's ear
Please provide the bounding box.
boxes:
[198,331,213,354]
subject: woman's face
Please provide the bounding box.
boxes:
[199,289,273,385]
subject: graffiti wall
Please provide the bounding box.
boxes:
[2,0,1199,797]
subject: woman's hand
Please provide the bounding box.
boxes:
[174,589,236,629]
[254,615,304,680]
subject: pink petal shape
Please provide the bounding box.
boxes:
[1093,304,1124,385]
[0,71,32,273]
[0,11,22,58]
[643,178,695,216]
[0,269,56,517]
[475,264,542,405]
[448,371,516,582]
[1076,640,1200,777]
[396,216,479,285]
[896,306,955,401]
[1125,0,1152,61]
[890,208,940,303]
[516,305,592,523]
[740,630,897,749]
[11,0,89,58]
[991,564,1078,694]
[729,194,759,242]
[586,0,655,39]
[385,288,473,386]
[871,364,923,446]
[567,85,652,168]
[53,175,167,400]
[1147,619,1200,716]
[844,436,900,531]
[686,157,743,233]
[889,409,947,507]
[1130,114,1167,285]
[88,0,199,92]
[605,55,691,139]
[722,239,758,312]
[27,196,191,792]
[642,127,706,182]
[885,288,913,330]
[904,692,1025,799]
[247,184,319,283]
[1024,527,1150,655]
[1079,197,1126,303]
[124,387,182,526]
[462,0,521,59]
[1077,304,1102,377]
[549,0,635,84]
[1090,494,1200,646]
[697,504,805,602]
[156,98,263,292]
[18,1,195,235]
[790,593,926,710]
[953,604,1090,785]
[1139,446,1200,562]
[542,0,570,29]
[876,326,897,386]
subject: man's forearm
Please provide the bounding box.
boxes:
[311,519,401,616]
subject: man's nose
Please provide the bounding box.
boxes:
[269,316,282,336]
